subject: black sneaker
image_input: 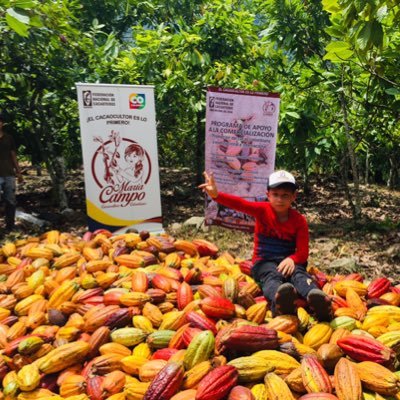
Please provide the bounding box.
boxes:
[307,288,333,322]
[275,283,298,316]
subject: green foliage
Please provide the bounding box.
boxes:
[110,0,271,167]
[0,0,43,37]
[0,1,120,170]
[320,0,400,187]
[0,0,399,197]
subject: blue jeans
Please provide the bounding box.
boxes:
[251,259,318,312]
[0,176,16,229]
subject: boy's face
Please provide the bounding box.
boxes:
[267,187,296,212]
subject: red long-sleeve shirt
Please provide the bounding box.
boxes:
[214,192,309,265]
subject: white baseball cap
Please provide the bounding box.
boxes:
[268,170,297,189]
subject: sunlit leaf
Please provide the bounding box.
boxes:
[326,41,350,52]
[322,0,340,13]
[5,13,29,36]
[194,48,204,65]
[286,111,301,119]
[376,5,388,22]
[323,49,354,61]
[7,7,30,24]
[215,71,224,80]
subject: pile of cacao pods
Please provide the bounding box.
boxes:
[1,229,400,400]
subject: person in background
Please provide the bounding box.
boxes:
[0,113,23,232]
[199,170,333,321]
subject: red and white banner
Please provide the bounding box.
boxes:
[76,83,162,233]
[205,87,280,232]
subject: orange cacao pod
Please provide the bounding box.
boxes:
[170,389,197,400]
[101,370,126,396]
[298,394,339,400]
[264,315,299,334]
[88,326,111,359]
[139,359,168,382]
[60,374,87,398]
[333,358,362,400]
[132,271,149,292]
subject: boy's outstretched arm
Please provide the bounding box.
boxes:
[198,171,218,199]
[199,171,264,218]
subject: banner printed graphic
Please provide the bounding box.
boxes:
[205,87,280,232]
[76,84,162,233]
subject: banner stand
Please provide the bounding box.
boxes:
[205,86,280,232]
[76,83,163,234]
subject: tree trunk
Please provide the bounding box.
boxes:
[302,141,310,195]
[339,91,361,219]
[387,153,398,189]
[365,149,369,185]
[303,170,310,196]
[35,165,42,176]
[36,96,69,211]
[340,150,357,218]
[45,141,69,210]
[195,110,205,185]
[302,156,310,196]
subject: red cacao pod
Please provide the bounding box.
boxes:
[221,325,279,353]
[238,260,252,275]
[143,361,184,400]
[151,348,179,361]
[367,277,391,299]
[196,365,238,400]
[177,282,194,311]
[192,239,219,256]
[200,297,235,319]
[186,311,217,335]
[87,375,105,400]
[337,334,395,365]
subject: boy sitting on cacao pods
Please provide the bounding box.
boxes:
[199,170,333,321]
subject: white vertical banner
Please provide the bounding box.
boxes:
[76,83,162,233]
[205,87,280,232]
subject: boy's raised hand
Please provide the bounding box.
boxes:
[198,171,218,199]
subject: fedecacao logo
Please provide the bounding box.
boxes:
[129,93,146,110]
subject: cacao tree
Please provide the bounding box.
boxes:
[0,2,121,209]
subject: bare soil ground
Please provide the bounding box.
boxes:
[1,165,399,281]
